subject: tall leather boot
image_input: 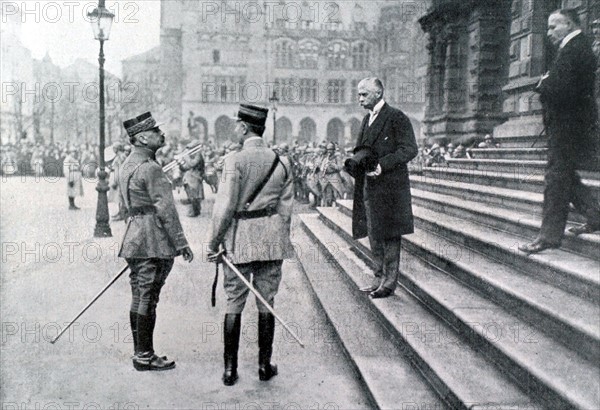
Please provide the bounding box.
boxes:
[68,197,79,210]
[187,199,200,217]
[195,199,202,216]
[132,314,175,371]
[258,312,278,381]
[129,311,138,357]
[222,313,241,386]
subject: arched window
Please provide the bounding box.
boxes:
[299,117,317,142]
[326,118,344,144]
[276,117,293,142]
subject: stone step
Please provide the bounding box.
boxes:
[419,167,600,199]
[336,200,600,304]
[408,175,588,224]
[295,215,444,409]
[410,188,600,261]
[298,213,538,409]
[331,202,600,360]
[314,207,600,409]
[492,135,547,148]
[445,159,600,181]
[467,148,548,161]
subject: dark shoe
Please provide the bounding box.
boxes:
[258,312,278,381]
[133,352,175,371]
[518,240,560,254]
[369,287,394,299]
[259,363,278,381]
[568,224,600,236]
[68,205,80,210]
[223,314,241,386]
[359,285,379,293]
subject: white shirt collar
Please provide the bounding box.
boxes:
[371,99,385,115]
[560,29,582,49]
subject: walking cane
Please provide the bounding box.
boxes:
[50,265,129,344]
[221,255,305,348]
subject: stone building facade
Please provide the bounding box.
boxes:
[125,0,430,146]
[419,0,600,143]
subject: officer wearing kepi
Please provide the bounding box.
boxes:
[119,112,194,371]
[206,104,294,386]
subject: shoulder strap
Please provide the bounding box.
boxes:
[244,152,280,210]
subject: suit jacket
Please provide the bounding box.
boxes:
[206,137,295,264]
[118,146,189,259]
[538,32,598,164]
[352,102,418,240]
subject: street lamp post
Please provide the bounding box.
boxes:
[89,0,114,238]
[269,90,279,145]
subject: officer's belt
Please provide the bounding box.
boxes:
[129,205,156,216]
[234,206,277,220]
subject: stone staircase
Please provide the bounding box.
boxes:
[295,137,600,409]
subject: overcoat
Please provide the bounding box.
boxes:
[63,154,84,197]
[118,146,189,259]
[538,32,598,168]
[351,103,418,241]
[206,137,295,264]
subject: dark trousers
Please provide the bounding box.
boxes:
[365,200,401,291]
[539,149,600,244]
[126,258,174,316]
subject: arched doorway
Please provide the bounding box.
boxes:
[215,115,235,145]
[326,118,344,144]
[276,117,292,143]
[188,115,208,141]
[299,117,316,142]
[349,117,361,146]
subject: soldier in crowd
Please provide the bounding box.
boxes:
[109,142,129,221]
[118,112,194,371]
[206,104,294,386]
[63,147,84,210]
[178,140,206,217]
[424,143,447,167]
[320,142,346,206]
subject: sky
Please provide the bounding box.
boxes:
[17,0,161,76]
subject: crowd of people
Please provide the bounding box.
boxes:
[0,141,100,178]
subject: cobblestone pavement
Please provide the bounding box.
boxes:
[1,177,371,410]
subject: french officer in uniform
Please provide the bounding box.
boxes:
[119,112,194,371]
[206,104,295,386]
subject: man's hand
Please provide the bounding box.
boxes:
[180,246,194,262]
[207,248,225,264]
[366,164,382,177]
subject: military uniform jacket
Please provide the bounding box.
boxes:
[118,146,189,259]
[180,151,205,199]
[206,137,295,264]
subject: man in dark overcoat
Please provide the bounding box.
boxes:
[350,77,418,299]
[119,112,194,370]
[519,9,600,253]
